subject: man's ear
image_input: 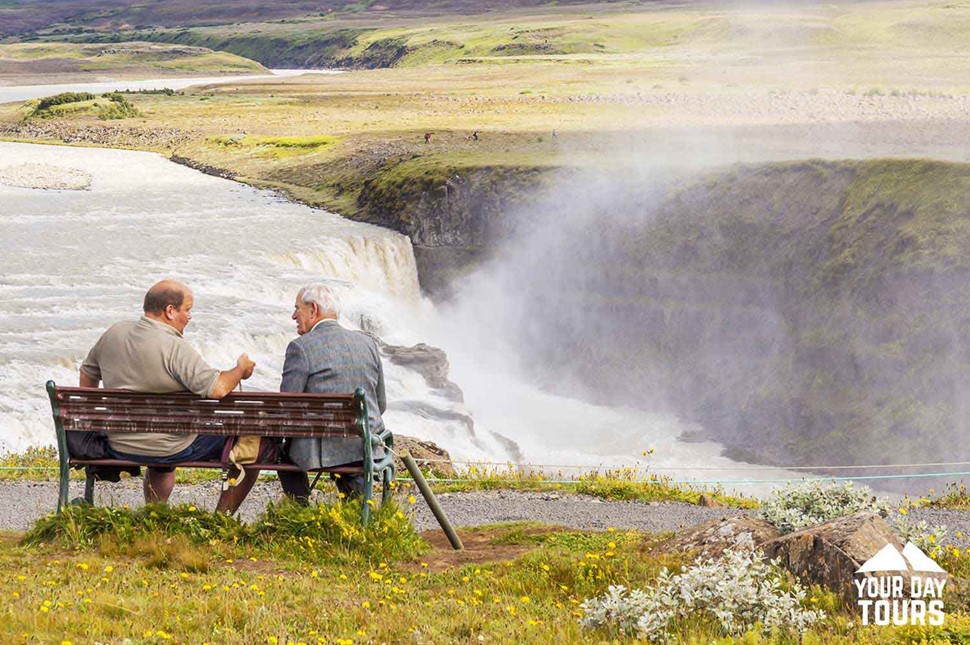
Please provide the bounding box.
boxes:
[164,304,176,320]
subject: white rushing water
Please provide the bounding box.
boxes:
[0,74,817,495]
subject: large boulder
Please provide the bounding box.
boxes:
[394,435,457,478]
[760,511,901,602]
[659,515,780,559]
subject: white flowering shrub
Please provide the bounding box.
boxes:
[580,544,824,642]
[892,515,948,553]
[760,481,891,534]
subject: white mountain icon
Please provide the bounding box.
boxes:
[856,542,947,574]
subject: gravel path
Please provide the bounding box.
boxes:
[3,480,970,543]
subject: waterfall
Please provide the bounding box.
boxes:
[0,140,482,459]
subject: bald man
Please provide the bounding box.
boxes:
[80,280,257,512]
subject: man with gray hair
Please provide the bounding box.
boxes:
[277,283,387,501]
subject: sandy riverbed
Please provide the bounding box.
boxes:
[0,161,91,190]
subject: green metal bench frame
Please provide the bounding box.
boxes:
[46,380,395,524]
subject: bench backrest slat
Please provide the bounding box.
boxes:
[51,386,364,438]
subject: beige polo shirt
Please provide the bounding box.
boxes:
[80,316,221,457]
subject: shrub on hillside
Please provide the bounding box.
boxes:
[580,539,824,641]
[35,92,96,111]
[760,480,891,534]
[97,92,141,120]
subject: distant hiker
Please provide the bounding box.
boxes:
[424,133,433,144]
[552,129,558,139]
[472,131,479,141]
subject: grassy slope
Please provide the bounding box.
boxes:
[0,518,747,643]
[0,42,267,82]
[5,0,970,209]
[0,0,602,39]
[4,503,970,643]
[10,0,970,87]
[6,0,970,213]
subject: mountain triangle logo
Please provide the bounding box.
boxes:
[853,541,947,626]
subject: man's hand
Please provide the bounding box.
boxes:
[211,354,257,398]
[237,353,256,380]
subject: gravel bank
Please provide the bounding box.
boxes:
[0,161,91,190]
[0,479,742,533]
[3,480,969,546]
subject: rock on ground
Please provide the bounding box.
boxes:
[658,514,781,559]
[761,511,902,602]
[394,435,458,478]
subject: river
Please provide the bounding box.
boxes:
[0,72,811,496]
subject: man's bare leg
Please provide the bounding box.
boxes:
[215,469,258,514]
[144,467,176,503]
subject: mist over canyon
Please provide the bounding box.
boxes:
[424,158,970,476]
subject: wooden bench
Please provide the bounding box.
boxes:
[46,381,395,523]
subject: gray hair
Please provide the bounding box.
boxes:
[299,284,341,317]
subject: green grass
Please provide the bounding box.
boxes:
[4,504,970,642]
[423,465,759,509]
[0,447,222,484]
[23,91,143,121]
[209,134,340,159]
[0,42,266,80]
[0,446,756,508]
[24,500,424,565]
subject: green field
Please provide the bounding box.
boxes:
[0,42,267,83]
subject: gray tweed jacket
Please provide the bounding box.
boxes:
[281,319,387,469]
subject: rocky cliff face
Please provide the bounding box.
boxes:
[355,164,550,298]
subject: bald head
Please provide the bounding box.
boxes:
[143,280,190,315]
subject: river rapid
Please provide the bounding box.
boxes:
[0,74,810,496]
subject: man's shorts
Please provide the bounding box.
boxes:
[110,435,226,473]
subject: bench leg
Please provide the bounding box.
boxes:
[381,465,396,505]
[57,465,70,513]
[84,468,95,505]
[361,460,374,525]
